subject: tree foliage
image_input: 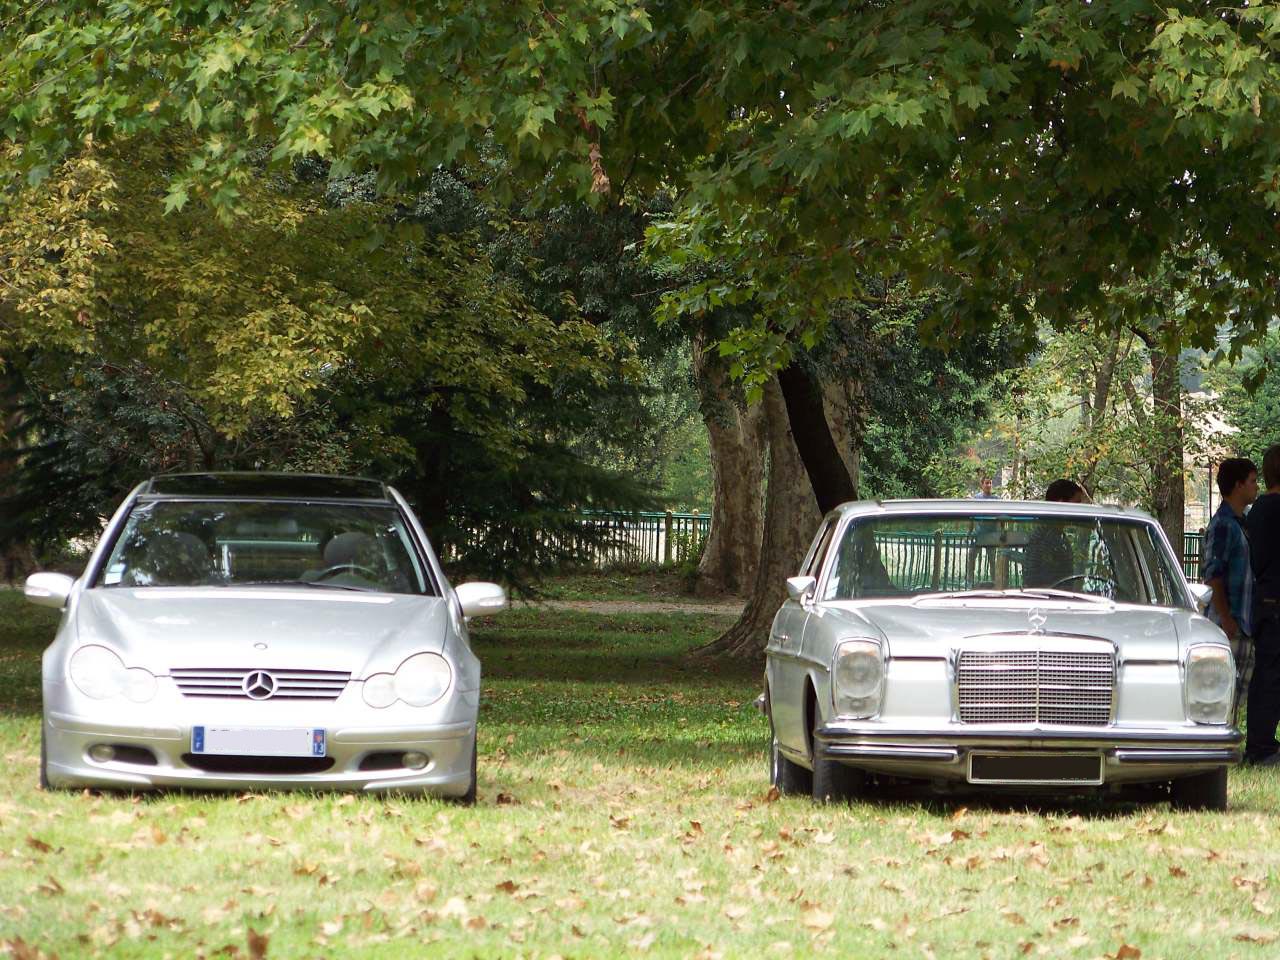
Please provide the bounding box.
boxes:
[6,2,1280,379]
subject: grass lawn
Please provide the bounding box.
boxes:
[2,590,1279,959]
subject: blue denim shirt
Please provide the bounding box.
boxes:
[1203,502,1254,636]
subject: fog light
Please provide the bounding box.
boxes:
[402,751,429,770]
[89,744,116,763]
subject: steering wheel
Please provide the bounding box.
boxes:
[313,563,380,582]
[1048,573,1117,594]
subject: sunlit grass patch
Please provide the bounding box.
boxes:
[2,591,1279,958]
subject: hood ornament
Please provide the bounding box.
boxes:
[1027,607,1047,636]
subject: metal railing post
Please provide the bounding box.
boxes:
[664,511,673,565]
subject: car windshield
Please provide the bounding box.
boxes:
[94,499,431,595]
[821,513,1188,607]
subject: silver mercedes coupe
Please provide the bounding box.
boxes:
[24,472,508,801]
[764,500,1241,809]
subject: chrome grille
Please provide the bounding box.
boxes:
[956,650,1114,725]
[171,668,350,700]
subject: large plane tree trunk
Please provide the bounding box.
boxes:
[1148,322,1185,547]
[699,363,862,660]
[691,333,766,597]
[699,377,819,658]
[0,372,36,583]
[1131,321,1185,547]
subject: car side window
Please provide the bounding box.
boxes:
[802,520,838,581]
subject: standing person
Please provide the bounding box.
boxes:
[1203,457,1259,729]
[967,474,1000,584]
[1245,445,1280,766]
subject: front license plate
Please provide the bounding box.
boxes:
[192,726,326,758]
[968,752,1103,785]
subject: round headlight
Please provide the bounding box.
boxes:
[68,645,128,700]
[835,644,882,698]
[393,653,452,708]
[123,667,158,703]
[1186,644,1234,723]
[362,672,397,709]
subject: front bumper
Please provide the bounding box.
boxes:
[815,723,1243,786]
[44,710,477,796]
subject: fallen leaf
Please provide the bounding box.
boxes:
[247,928,269,960]
[763,787,780,803]
[1168,866,1187,878]
[1235,931,1279,945]
[802,907,833,931]
[496,793,518,805]
[1112,946,1141,960]
[465,916,487,930]
[495,880,519,895]
[25,837,53,855]
[37,877,64,897]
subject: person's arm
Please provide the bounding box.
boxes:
[1207,576,1238,641]
[1202,519,1238,640]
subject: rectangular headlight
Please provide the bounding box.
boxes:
[832,639,884,719]
[1185,644,1234,725]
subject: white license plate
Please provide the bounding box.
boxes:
[191,726,325,757]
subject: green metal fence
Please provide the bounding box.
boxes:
[1182,532,1203,580]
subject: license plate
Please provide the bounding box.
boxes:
[968,752,1103,785]
[191,726,326,758]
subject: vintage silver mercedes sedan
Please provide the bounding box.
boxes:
[24,472,508,801]
[764,500,1242,810]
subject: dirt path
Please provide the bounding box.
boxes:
[514,599,744,616]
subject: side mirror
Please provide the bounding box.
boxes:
[455,582,508,618]
[1187,582,1212,612]
[25,572,75,609]
[786,576,817,604]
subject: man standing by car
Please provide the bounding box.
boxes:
[1245,445,1280,766]
[1204,457,1258,732]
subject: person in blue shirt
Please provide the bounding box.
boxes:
[1203,457,1258,731]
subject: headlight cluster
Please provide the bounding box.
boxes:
[832,639,885,719]
[68,645,158,703]
[1185,644,1233,724]
[362,653,452,709]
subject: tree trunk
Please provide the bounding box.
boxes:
[776,360,858,513]
[0,374,36,582]
[691,334,766,597]
[1148,321,1185,547]
[698,377,820,658]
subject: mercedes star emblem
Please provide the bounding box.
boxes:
[243,670,278,700]
[1027,608,1047,636]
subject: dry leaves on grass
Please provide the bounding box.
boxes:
[247,928,269,960]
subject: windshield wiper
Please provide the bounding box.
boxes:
[923,588,1108,604]
[1011,588,1109,604]
[229,579,376,593]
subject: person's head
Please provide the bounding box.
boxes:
[1217,457,1259,506]
[1043,479,1087,503]
[979,475,993,495]
[1263,444,1280,491]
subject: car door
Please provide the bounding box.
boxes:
[768,517,838,756]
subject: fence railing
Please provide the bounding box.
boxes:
[461,512,1205,577]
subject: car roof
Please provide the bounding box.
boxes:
[833,498,1156,522]
[142,472,390,502]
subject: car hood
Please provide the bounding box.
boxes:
[74,588,450,678]
[820,600,1189,660]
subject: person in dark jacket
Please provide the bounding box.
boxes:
[1023,479,1087,588]
[1245,445,1280,766]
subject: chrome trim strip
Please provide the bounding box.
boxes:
[1113,749,1238,764]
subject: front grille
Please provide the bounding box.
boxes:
[171,668,350,700]
[956,650,1114,725]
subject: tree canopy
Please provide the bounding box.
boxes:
[5,2,1280,382]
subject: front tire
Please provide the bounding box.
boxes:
[1170,767,1228,811]
[810,699,865,803]
[457,733,477,806]
[768,701,811,796]
[39,722,50,791]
